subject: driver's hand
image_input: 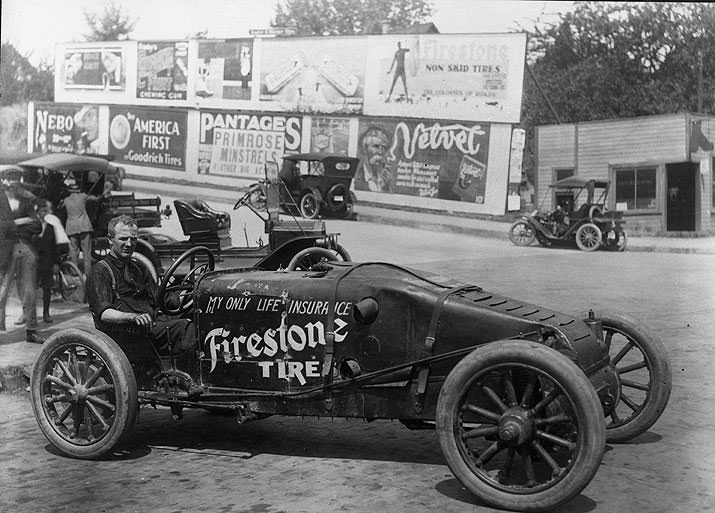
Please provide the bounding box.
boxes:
[132,313,155,327]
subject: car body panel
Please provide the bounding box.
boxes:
[192,262,610,420]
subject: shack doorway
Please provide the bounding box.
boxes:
[666,163,697,231]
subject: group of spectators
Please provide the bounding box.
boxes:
[0,166,95,343]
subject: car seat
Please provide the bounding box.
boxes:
[174,199,231,236]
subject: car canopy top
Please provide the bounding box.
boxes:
[280,153,359,180]
[19,153,112,174]
[550,176,610,189]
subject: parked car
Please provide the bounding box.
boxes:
[30,251,671,512]
[10,152,161,274]
[139,160,351,279]
[509,177,627,251]
[247,153,359,220]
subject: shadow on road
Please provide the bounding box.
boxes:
[104,406,446,466]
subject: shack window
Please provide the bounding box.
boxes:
[615,167,657,210]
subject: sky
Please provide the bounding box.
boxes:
[1,0,574,66]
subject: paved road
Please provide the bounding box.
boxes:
[1,204,714,513]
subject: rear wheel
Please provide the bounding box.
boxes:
[299,191,320,219]
[30,328,138,459]
[508,221,535,246]
[575,223,602,251]
[131,252,158,283]
[436,340,605,512]
[590,311,672,442]
[605,230,628,252]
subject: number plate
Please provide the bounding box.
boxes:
[608,231,616,240]
[333,195,344,202]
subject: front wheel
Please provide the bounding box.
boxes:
[575,223,602,251]
[436,340,605,512]
[508,221,535,246]
[30,328,138,459]
[588,311,672,442]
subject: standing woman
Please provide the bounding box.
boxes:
[62,181,95,277]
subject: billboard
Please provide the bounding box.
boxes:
[137,41,188,100]
[108,106,187,170]
[198,110,303,178]
[259,37,365,114]
[196,39,254,100]
[62,47,125,91]
[309,117,351,155]
[364,33,526,123]
[355,118,490,203]
[33,103,101,154]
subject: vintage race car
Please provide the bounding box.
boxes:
[30,249,671,512]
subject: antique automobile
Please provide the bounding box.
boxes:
[138,160,351,279]
[2,152,162,281]
[30,251,671,511]
[246,153,359,220]
[509,177,627,251]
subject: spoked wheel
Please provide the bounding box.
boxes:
[575,223,602,251]
[30,328,138,459]
[56,260,84,302]
[158,246,215,315]
[436,341,605,512]
[299,191,321,219]
[508,221,536,246]
[590,311,672,442]
[286,247,340,271]
[604,230,628,252]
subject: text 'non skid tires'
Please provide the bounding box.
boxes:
[436,340,606,512]
[30,328,138,460]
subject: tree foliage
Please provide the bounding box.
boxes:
[83,1,136,41]
[272,0,433,36]
[518,2,715,182]
[524,2,715,125]
[0,43,53,105]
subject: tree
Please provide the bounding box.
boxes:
[84,1,136,41]
[524,2,715,124]
[517,2,715,187]
[272,0,434,36]
[0,43,53,105]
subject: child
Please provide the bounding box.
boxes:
[35,199,69,322]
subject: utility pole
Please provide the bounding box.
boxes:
[697,50,703,113]
[526,63,562,124]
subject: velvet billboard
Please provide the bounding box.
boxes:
[355,118,490,203]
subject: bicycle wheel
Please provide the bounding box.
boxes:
[58,261,85,302]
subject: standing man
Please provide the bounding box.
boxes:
[86,215,196,369]
[354,126,395,193]
[63,181,95,277]
[0,166,44,343]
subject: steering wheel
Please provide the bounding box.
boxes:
[234,182,266,210]
[157,246,215,315]
[286,247,339,271]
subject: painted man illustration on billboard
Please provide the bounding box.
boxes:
[355,126,395,193]
[385,41,410,103]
